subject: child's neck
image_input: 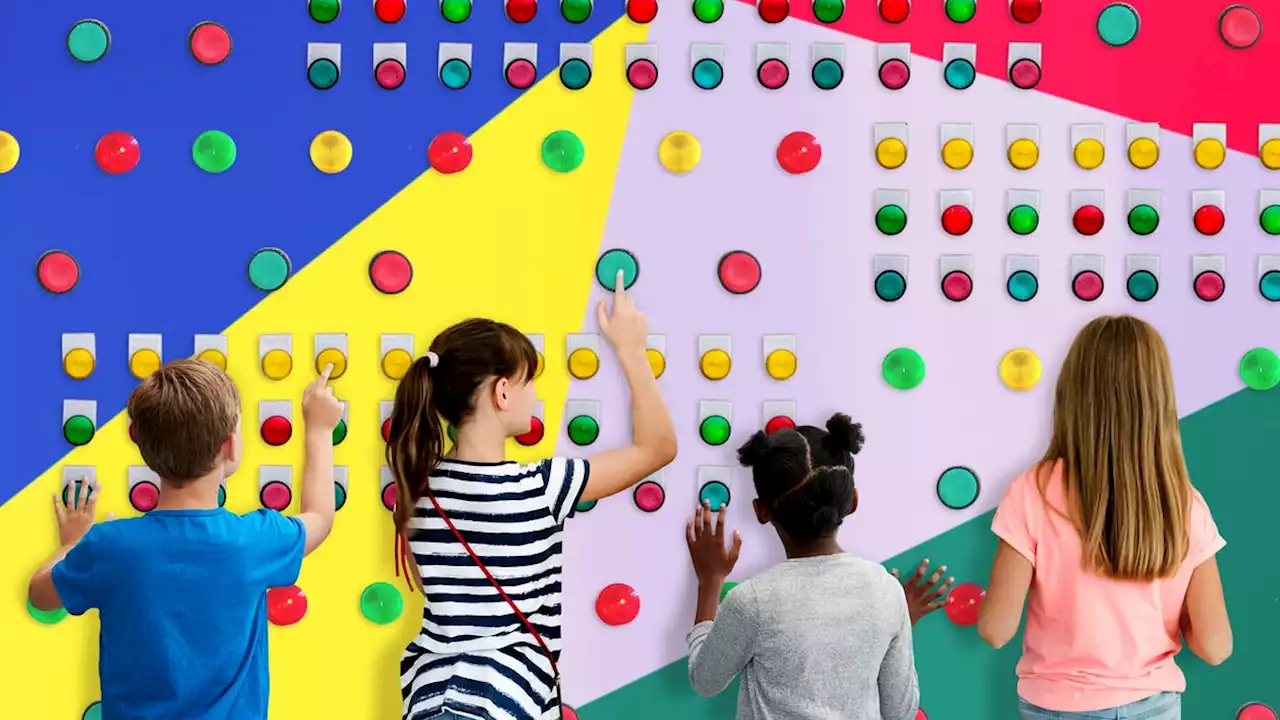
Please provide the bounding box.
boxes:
[448,424,508,464]
[782,537,844,560]
[155,472,222,511]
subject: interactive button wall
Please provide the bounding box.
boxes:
[1126,123,1160,169]
[882,348,925,390]
[567,414,599,446]
[763,401,796,435]
[1128,204,1159,236]
[1237,703,1278,720]
[765,415,795,434]
[1126,269,1159,302]
[757,43,790,90]
[693,0,725,23]
[999,349,1042,391]
[526,333,546,379]
[937,466,980,509]
[699,335,733,380]
[1071,191,1105,236]
[1006,270,1038,302]
[442,0,473,22]
[29,598,67,625]
[575,499,597,513]
[1239,348,1280,391]
[438,43,473,91]
[940,190,974,235]
[1193,123,1227,170]
[691,44,725,90]
[879,0,909,22]
[332,403,348,446]
[567,334,601,379]
[61,467,96,509]
[370,250,413,294]
[62,334,96,380]
[1006,125,1040,171]
[128,334,163,380]
[381,401,395,443]
[1072,124,1106,170]
[360,581,404,624]
[659,130,701,174]
[67,19,110,63]
[874,264,907,302]
[248,248,291,291]
[1072,256,1105,302]
[876,204,907,236]
[940,260,973,302]
[634,474,665,512]
[627,0,657,22]
[506,0,537,22]
[719,251,761,294]
[1219,5,1262,49]
[218,484,227,508]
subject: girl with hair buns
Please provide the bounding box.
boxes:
[684,414,951,720]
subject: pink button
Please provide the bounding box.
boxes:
[1073,271,1103,301]
[634,481,665,512]
[917,710,928,720]
[757,59,789,89]
[130,482,159,513]
[879,59,910,90]
[1239,702,1278,720]
[626,59,657,90]
[942,271,972,301]
[382,484,397,511]
[1010,59,1041,89]
[376,59,405,89]
[1194,271,1225,302]
[1220,5,1262,49]
[506,59,536,89]
[261,482,291,511]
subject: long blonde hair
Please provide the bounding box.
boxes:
[1039,315,1191,581]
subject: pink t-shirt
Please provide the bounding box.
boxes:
[991,461,1225,712]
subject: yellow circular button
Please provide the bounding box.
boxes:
[1007,138,1039,170]
[875,137,907,169]
[999,348,1042,391]
[1073,138,1104,170]
[315,347,347,378]
[262,348,293,380]
[1127,137,1159,169]
[941,138,973,170]
[0,130,19,174]
[567,348,599,380]
[197,348,228,371]
[382,348,413,380]
[1261,139,1280,170]
[1193,138,1225,170]
[700,349,731,381]
[534,352,545,379]
[646,348,666,379]
[310,130,352,174]
[63,348,95,380]
[658,130,701,175]
[130,349,161,380]
[765,349,797,380]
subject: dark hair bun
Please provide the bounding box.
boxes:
[823,413,865,456]
[738,429,808,468]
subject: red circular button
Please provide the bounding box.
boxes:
[267,585,308,626]
[95,131,140,174]
[627,0,658,22]
[634,481,665,512]
[758,0,789,23]
[515,416,545,446]
[1072,205,1104,235]
[941,271,972,302]
[130,482,159,513]
[375,0,407,22]
[36,250,80,293]
[370,250,413,294]
[757,59,789,89]
[505,59,536,89]
[506,0,537,22]
[1010,0,1041,23]
[428,131,473,174]
[944,582,985,626]
[1220,5,1262,49]
[563,707,580,720]
[1238,703,1278,720]
[879,0,910,22]
[765,415,795,435]
[718,251,762,294]
[382,483,397,511]
[595,583,641,626]
[941,205,972,235]
[1194,205,1225,235]
[917,709,928,720]
[261,482,292,511]
[382,417,392,442]
[626,59,657,90]
[261,416,292,446]
[776,131,821,175]
[1194,271,1225,302]
[879,59,910,90]
[1073,271,1104,301]
[189,22,231,65]
[129,421,137,443]
[376,59,405,89]
[1010,59,1041,89]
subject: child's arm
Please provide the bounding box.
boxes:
[297,365,342,555]
[1181,557,1232,665]
[977,540,1033,649]
[28,482,103,613]
[878,589,921,720]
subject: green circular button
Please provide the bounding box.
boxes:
[944,0,976,23]
[1260,205,1280,234]
[575,499,598,513]
[67,20,110,63]
[944,58,975,89]
[334,482,347,511]
[560,58,592,89]
[332,419,347,445]
[441,0,472,22]
[882,347,925,390]
[541,130,584,173]
[62,480,92,509]
[309,0,341,22]
[1260,270,1280,301]
[308,58,340,89]
[936,466,980,509]
[875,271,906,302]
[811,58,844,90]
[813,0,844,23]
[440,58,471,90]
[1097,3,1140,47]
[562,0,592,22]
[699,481,730,511]
[218,485,226,507]
[359,582,404,624]
[692,58,724,89]
[568,415,599,446]
[1006,270,1038,302]
[447,424,457,442]
[700,415,731,446]
[247,248,291,291]
[875,204,907,235]
[1126,270,1158,302]
[1128,204,1159,235]
[28,598,68,625]
[192,130,236,173]
[63,415,95,446]
[693,0,725,23]
[1240,348,1280,390]
[719,581,737,601]
[82,701,102,720]
[1007,205,1039,235]
[596,249,639,290]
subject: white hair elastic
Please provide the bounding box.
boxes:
[425,351,440,368]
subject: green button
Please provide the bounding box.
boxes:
[82,701,102,720]
[560,58,592,89]
[63,415,95,446]
[875,271,906,302]
[811,58,844,90]
[699,481,730,511]
[944,58,975,89]
[1126,270,1158,302]
[944,0,976,23]
[192,130,236,173]
[693,0,725,23]
[67,20,110,63]
[334,482,347,511]
[700,415,731,446]
[542,130,584,173]
[1007,270,1038,302]
[875,204,907,235]
[568,415,599,446]
[1260,205,1280,234]
[813,0,844,23]
[562,0,592,22]
[441,0,472,22]
[1097,3,1140,47]
[596,249,638,290]
[1128,204,1159,235]
[1260,270,1280,301]
[719,581,737,601]
[440,58,471,90]
[1240,347,1280,390]
[936,466,980,509]
[308,58,340,89]
[1007,205,1039,235]
[218,485,226,508]
[28,598,68,625]
[575,499,598,513]
[447,424,457,442]
[359,582,404,625]
[62,480,93,509]
[693,58,724,90]
[332,419,347,445]
[882,347,925,390]
[309,0,341,22]
[247,248,291,291]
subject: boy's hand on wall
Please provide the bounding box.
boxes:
[303,363,343,432]
[54,480,109,549]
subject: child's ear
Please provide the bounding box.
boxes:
[849,488,859,515]
[752,499,769,525]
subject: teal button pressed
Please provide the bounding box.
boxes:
[440,58,471,89]
[811,58,844,90]
[67,20,110,63]
[1239,347,1280,390]
[1260,270,1280,301]
[308,58,340,89]
[692,58,724,90]
[944,58,975,89]
[1126,270,1158,302]
[698,481,731,511]
[875,271,906,302]
[937,466,980,509]
[1097,3,1140,47]
[1007,270,1038,302]
[595,249,638,290]
[560,58,592,89]
[575,499,598,513]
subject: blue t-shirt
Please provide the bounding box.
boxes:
[52,508,306,720]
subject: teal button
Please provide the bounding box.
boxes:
[1126,270,1158,302]
[1006,270,1038,302]
[575,499,598,513]
[1260,270,1280,301]
[595,249,638,290]
[560,58,591,90]
[308,58,339,89]
[247,248,291,291]
[217,484,227,508]
[811,58,843,90]
[692,58,724,90]
[875,271,906,302]
[67,20,110,63]
[81,701,102,720]
[440,58,471,90]
[944,58,975,89]
[936,466,980,509]
[334,482,347,511]
[1097,3,1140,47]
[698,481,730,511]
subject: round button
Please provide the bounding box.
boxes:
[1194,138,1226,170]
[130,482,159,513]
[766,349,797,380]
[1238,704,1278,720]
[700,349,732,380]
[309,58,339,89]
[64,415,95,446]
[758,0,789,22]
[1072,271,1104,301]
[515,416,545,446]
[197,348,227,370]
[882,348,925,390]
[309,0,341,22]
[765,415,795,435]
[941,138,973,170]
[67,19,110,63]
[375,0,407,21]
[937,466,980,508]
[633,481,665,512]
[369,250,413,294]
[1073,205,1105,235]
[699,481,731,511]
[812,58,844,90]
[1009,59,1041,90]
[506,0,537,22]
[37,250,80,293]
[1260,205,1280,234]
[1194,271,1225,302]
[189,22,231,65]
[575,500,597,513]
[316,348,347,378]
[1007,205,1039,235]
[248,248,291,291]
[261,482,292,510]
[1127,204,1159,235]
[62,481,93,509]
[1220,5,1262,49]
[432,57,468,90]
[382,348,413,379]
[1194,205,1225,235]
[360,582,404,624]
[1127,137,1159,169]
[267,585,307,626]
[1007,139,1039,170]
[1006,270,1038,302]
[95,131,140,175]
[130,349,161,380]
[261,416,293,446]
[944,0,976,22]
[562,0,592,21]
[1126,270,1159,302]
[382,418,392,442]
[568,415,600,446]
[28,598,68,626]
[382,483,397,510]
[428,131,473,174]
[595,583,640,626]
[627,0,658,22]
[999,349,1042,391]
[560,58,591,90]
[218,484,226,508]
[941,271,972,302]
[879,0,910,22]
[192,130,237,173]
[262,349,293,380]
[1010,0,1041,22]
[310,130,352,174]
[1239,348,1280,390]
[334,481,347,511]
[875,270,907,302]
[534,352,546,379]
[718,251,761,294]
[376,59,407,90]
[757,59,789,89]
[0,130,19,173]
[596,249,639,290]
[568,348,599,379]
[878,59,909,90]
[658,131,700,174]
[944,58,975,89]
[626,59,658,90]
[945,583,986,626]
[505,59,537,89]
[700,415,731,446]
[692,58,724,89]
[646,348,666,378]
[1074,138,1105,169]
[1259,138,1280,169]
[777,131,821,175]
[1259,270,1280,301]
[332,419,348,446]
[1097,3,1140,46]
[64,347,95,379]
[941,205,972,235]
[875,138,907,169]
[542,130,584,173]
[875,204,907,236]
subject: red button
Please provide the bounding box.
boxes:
[757,59,789,89]
[382,417,393,442]
[1072,205,1104,235]
[369,250,413,294]
[1220,5,1262,49]
[718,251,762,294]
[1009,0,1040,23]
[627,0,658,22]
[382,483,397,511]
[917,709,928,720]
[505,58,537,89]
[1194,271,1225,302]
[941,271,972,302]
[506,0,537,22]
[374,0,407,22]
[36,250,80,293]
[1009,59,1041,89]
[261,482,292,511]
[879,0,910,22]
[1194,205,1225,235]
[563,707,580,720]
[633,481,665,512]
[941,205,972,235]
[129,421,137,443]
[758,0,789,23]
[765,415,795,435]
[95,131,140,174]
[944,582,985,626]
[626,59,657,90]
[776,131,821,175]
[267,585,308,626]
[879,59,910,90]
[515,416,545,446]
[1238,703,1278,720]
[375,59,405,89]
[189,22,232,65]
[595,583,641,626]
[261,416,292,446]
[428,131,473,174]
[1073,271,1104,301]
[130,482,159,512]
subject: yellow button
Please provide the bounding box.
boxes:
[1007,138,1039,170]
[63,347,95,380]
[875,138,907,169]
[1073,138,1104,170]
[765,349,797,380]
[382,348,413,380]
[534,352,545,379]
[310,130,352,174]
[197,348,227,371]
[1193,138,1225,170]
[315,347,347,378]
[658,131,701,175]
[941,138,973,170]
[0,130,19,174]
[999,348,1042,391]
[262,348,293,380]
[130,349,161,380]
[567,348,599,380]
[646,348,666,379]
[1127,137,1159,169]
[1261,139,1280,170]
[700,349,731,381]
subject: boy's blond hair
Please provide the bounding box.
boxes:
[127,359,240,484]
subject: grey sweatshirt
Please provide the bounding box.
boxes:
[687,554,920,720]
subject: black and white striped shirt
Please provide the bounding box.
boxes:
[401,457,590,720]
